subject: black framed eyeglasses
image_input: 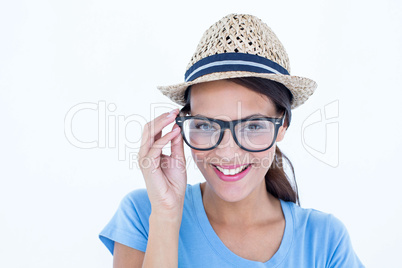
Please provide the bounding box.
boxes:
[175,112,286,152]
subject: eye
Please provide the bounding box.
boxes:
[195,121,217,131]
[242,122,267,131]
[246,124,263,130]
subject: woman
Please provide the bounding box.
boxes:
[99,14,365,267]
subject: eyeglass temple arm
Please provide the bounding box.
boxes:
[280,110,286,126]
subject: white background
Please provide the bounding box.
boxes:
[1,0,401,267]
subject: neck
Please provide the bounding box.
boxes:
[200,181,283,228]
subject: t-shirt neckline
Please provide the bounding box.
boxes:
[191,182,294,267]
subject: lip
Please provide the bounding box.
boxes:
[215,164,249,169]
[212,164,252,182]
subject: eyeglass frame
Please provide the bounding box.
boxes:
[175,111,286,152]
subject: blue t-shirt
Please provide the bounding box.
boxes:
[99,183,365,267]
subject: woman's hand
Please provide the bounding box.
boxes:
[138,108,187,217]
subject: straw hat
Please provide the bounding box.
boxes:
[157,13,317,109]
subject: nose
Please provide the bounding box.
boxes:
[214,129,241,156]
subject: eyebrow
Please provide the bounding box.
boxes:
[192,113,271,120]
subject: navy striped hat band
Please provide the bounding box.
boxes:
[184,52,290,82]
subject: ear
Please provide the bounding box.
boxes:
[275,121,288,142]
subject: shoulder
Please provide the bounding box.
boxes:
[282,200,349,251]
[282,200,365,267]
[115,188,151,218]
[119,184,195,212]
[284,200,345,233]
[121,187,150,206]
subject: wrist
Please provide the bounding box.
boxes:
[150,210,183,225]
[144,210,182,268]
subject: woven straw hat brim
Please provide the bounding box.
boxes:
[157,71,317,110]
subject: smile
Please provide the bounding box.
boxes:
[212,164,252,182]
[214,164,250,175]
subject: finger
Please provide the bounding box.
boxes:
[145,127,181,162]
[154,130,162,143]
[151,127,163,149]
[170,123,185,163]
[141,128,180,174]
[142,109,177,145]
[139,109,179,157]
[142,109,179,143]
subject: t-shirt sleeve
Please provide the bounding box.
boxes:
[99,188,151,255]
[327,214,365,268]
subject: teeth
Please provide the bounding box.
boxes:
[215,165,249,175]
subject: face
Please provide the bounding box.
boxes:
[189,79,287,203]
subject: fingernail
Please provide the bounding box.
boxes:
[166,109,178,118]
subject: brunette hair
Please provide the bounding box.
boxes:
[180,77,300,205]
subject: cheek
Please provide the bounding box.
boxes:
[191,149,202,162]
[253,146,276,170]
[191,149,209,171]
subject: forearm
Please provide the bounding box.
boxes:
[142,212,182,268]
